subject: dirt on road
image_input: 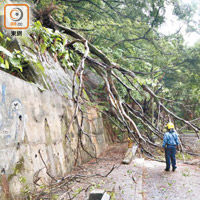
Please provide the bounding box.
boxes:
[143,159,200,200]
[57,143,200,200]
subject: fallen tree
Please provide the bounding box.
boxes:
[1,0,198,159]
[31,12,200,158]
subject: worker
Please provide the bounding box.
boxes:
[162,122,180,172]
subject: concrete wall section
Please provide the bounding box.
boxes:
[0,71,108,195]
[180,134,200,153]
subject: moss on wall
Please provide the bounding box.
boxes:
[8,157,24,182]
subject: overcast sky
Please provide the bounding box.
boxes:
[159,0,200,46]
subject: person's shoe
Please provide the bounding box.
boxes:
[165,168,170,171]
[172,167,177,172]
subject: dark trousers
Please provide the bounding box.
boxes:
[165,145,176,169]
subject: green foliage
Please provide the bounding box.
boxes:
[14,1,200,121]
[0,21,79,83]
[9,50,26,72]
[73,187,83,198]
[177,152,191,161]
[0,32,28,75]
[0,46,13,57]
[127,170,133,174]
[38,0,199,120]
[182,168,190,177]
[2,0,200,124]
[19,176,31,197]
[108,191,116,200]
[31,21,78,70]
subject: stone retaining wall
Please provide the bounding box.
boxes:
[0,71,109,196]
[180,134,200,153]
